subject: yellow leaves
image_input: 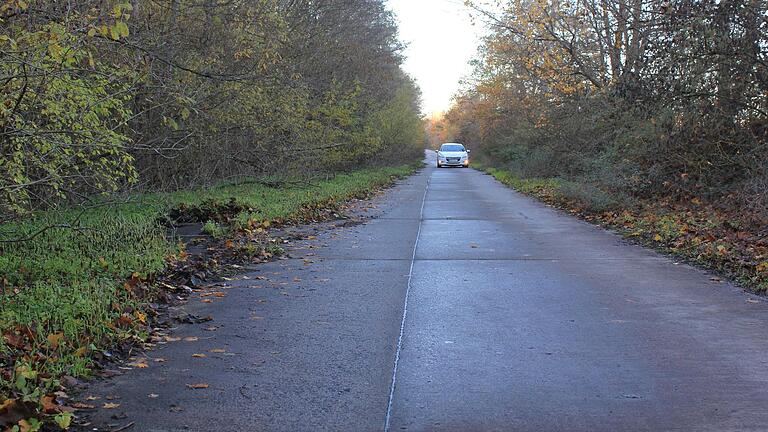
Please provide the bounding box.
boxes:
[134,310,147,324]
[102,402,120,409]
[653,234,663,242]
[46,332,64,350]
[110,21,130,40]
[128,358,149,368]
[111,3,133,20]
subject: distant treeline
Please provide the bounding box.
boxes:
[444,0,767,219]
[0,0,425,218]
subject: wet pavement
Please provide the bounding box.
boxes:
[79,152,768,431]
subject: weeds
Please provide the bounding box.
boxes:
[481,166,768,293]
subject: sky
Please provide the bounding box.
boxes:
[387,0,486,116]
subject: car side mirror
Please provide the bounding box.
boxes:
[466,149,471,153]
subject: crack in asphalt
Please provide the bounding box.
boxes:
[384,175,430,432]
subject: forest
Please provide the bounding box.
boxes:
[0,1,423,428]
[439,0,768,291]
[1,0,424,217]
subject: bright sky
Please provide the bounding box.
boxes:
[387,0,485,116]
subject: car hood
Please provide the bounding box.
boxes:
[439,151,467,157]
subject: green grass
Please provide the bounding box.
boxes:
[0,164,416,420]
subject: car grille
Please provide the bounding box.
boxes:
[447,158,460,162]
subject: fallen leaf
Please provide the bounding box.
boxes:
[209,349,226,353]
[147,394,159,399]
[40,395,60,413]
[186,383,209,389]
[47,332,65,349]
[191,353,206,358]
[117,314,133,327]
[3,332,25,349]
[103,403,121,409]
[183,336,199,342]
[134,311,147,324]
[18,419,34,432]
[71,402,97,410]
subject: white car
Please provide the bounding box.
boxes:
[436,143,470,168]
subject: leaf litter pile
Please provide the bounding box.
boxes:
[485,167,768,292]
[0,166,414,430]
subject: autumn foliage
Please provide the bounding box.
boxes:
[0,0,425,219]
[445,0,768,289]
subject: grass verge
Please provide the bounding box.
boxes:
[0,164,416,429]
[480,166,768,293]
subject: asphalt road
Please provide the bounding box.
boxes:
[81,152,768,431]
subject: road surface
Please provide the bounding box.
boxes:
[81,151,768,431]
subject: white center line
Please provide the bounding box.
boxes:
[384,171,431,431]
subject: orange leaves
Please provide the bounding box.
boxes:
[116,313,133,328]
[134,311,147,325]
[39,395,59,414]
[123,272,142,292]
[46,333,64,350]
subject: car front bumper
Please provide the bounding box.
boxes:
[439,159,469,166]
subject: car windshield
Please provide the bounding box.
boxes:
[440,144,465,152]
